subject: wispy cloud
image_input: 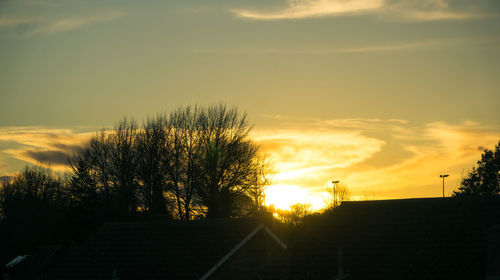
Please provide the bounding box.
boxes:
[0,11,125,35]
[0,127,90,149]
[0,17,37,28]
[254,129,385,177]
[194,40,443,55]
[0,127,93,171]
[312,117,409,127]
[336,41,441,53]
[395,10,478,21]
[231,0,384,20]
[386,0,482,21]
[254,117,500,201]
[231,0,485,21]
[18,0,60,6]
[4,149,72,170]
[343,121,500,198]
[1,121,499,202]
[28,11,125,35]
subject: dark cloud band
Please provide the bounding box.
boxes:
[23,150,72,166]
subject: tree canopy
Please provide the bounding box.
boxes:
[0,104,270,264]
[453,140,500,196]
[66,104,268,219]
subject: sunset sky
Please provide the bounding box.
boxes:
[1,0,499,209]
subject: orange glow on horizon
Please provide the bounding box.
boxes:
[264,184,327,211]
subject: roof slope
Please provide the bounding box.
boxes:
[48,218,261,280]
[4,245,64,279]
[289,196,500,280]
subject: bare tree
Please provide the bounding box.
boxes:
[8,166,62,202]
[325,182,350,209]
[273,203,312,226]
[68,104,267,220]
[68,129,115,220]
[0,166,66,225]
[164,108,190,219]
[69,119,140,218]
[196,104,263,218]
[0,179,12,220]
[0,166,70,263]
[85,129,113,203]
[167,106,204,220]
[136,115,170,215]
[246,155,272,215]
[109,118,139,217]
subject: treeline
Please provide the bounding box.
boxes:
[68,104,268,220]
[0,166,74,261]
[0,104,269,261]
[453,140,500,196]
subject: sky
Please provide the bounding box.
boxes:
[1,0,499,209]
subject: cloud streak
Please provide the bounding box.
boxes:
[28,11,125,35]
[395,10,478,21]
[0,11,125,35]
[4,149,74,169]
[343,121,500,199]
[336,41,441,53]
[0,17,37,28]
[194,40,443,55]
[231,0,384,20]
[0,127,93,171]
[254,129,385,187]
[254,117,500,202]
[386,0,482,21]
[231,0,484,21]
[24,150,73,166]
[1,121,499,202]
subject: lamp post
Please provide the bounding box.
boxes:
[440,174,449,197]
[332,180,339,207]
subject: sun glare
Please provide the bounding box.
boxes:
[265,184,326,211]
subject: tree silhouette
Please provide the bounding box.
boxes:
[69,154,98,208]
[82,129,113,206]
[163,106,203,220]
[0,104,270,266]
[272,203,312,226]
[245,155,272,215]
[70,120,141,218]
[67,104,268,219]
[324,182,350,208]
[195,104,263,218]
[454,140,500,196]
[109,119,139,217]
[0,166,67,262]
[136,114,169,215]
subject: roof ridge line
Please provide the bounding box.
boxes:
[199,223,287,280]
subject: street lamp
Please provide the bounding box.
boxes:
[332,180,339,206]
[439,174,449,197]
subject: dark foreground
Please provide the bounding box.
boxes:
[3,196,500,280]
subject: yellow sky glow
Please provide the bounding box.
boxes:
[257,120,500,210]
[0,120,499,212]
[264,184,327,210]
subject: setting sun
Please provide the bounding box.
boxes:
[0,0,499,278]
[265,184,326,211]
